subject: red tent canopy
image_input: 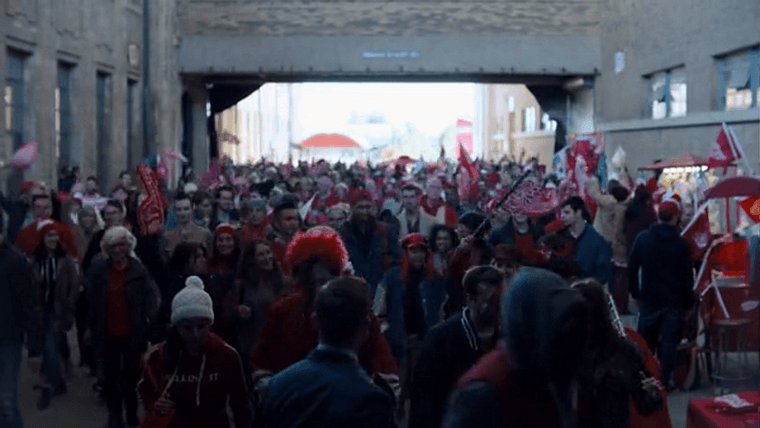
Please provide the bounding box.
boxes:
[704,176,760,199]
[299,134,361,149]
[638,153,710,170]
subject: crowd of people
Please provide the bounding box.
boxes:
[0,154,696,428]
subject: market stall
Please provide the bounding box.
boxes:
[694,177,760,356]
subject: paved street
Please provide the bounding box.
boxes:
[15,326,759,428]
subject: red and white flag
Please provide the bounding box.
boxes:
[739,196,760,224]
[707,123,741,169]
[457,142,480,202]
[682,203,712,262]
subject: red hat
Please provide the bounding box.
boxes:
[214,223,236,239]
[348,188,374,206]
[657,199,681,220]
[285,226,349,275]
[21,181,36,194]
[401,233,429,250]
[37,219,63,237]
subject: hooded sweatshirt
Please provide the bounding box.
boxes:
[138,332,250,428]
[627,222,693,309]
[442,267,587,428]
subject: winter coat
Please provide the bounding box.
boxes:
[138,332,250,428]
[409,309,490,428]
[0,242,43,355]
[340,219,401,294]
[628,222,694,309]
[251,292,397,375]
[570,224,614,285]
[396,207,437,240]
[265,345,394,428]
[375,266,446,363]
[442,268,587,428]
[31,253,80,332]
[85,256,161,353]
[576,334,662,428]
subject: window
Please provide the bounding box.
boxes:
[647,67,687,119]
[56,63,74,167]
[5,50,25,150]
[96,72,112,184]
[718,47,759,110]
[523,106,536,133]
[541,112,557,132]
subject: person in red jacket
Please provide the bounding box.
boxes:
[138,276,250,428]
[250,227,397,379]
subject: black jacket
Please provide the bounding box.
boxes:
[628,223,694,309]
[0,242,43,355]
[408,309,487,428]
[85,257,161,353]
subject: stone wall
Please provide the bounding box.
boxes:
[179,1,600,37]
[0,0,181,191]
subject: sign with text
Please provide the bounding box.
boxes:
[362,50,421,60]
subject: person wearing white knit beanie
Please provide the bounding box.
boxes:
[138,275,251,428]
[171,276,214,325]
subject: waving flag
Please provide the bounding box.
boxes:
[457,142,480,201]
[682,203,712,262]
[739,196,760,223]
[136,164,167,236]
[707,123,740,170]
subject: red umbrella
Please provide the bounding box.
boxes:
[704,176,760,199]
[393,155,417,167]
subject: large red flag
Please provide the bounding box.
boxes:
[707,123,740,169]
[682,204,712,262]
[136,164,167,236]
[457,142,480,201]
[739,196,760,223]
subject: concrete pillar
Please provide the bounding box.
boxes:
[183,76,209,178]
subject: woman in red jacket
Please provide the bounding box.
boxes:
[138,276,251,428]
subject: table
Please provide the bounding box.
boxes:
[686,391,760,428]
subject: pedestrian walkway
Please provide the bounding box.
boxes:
[14,329,759,428]
[18,331,108,428]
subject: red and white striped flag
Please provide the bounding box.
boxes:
[707,123,741,170]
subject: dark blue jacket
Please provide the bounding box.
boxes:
[266,346,395,428]
[378,266,446,363]
[341,219,401,294]
[573,224,613,285]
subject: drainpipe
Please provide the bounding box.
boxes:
[142,0,151,159]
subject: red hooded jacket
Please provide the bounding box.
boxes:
[138,333,250,428]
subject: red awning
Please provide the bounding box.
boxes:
[299,134,361,149]
[638,153,710,170]
[704,176,760,199]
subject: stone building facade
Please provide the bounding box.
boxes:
[595,0,760,171]
[0,0,181,192]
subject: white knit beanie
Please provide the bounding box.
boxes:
[171,276,214,324]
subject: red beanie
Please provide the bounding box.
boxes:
[402,233,429,249]
[348,189,374,206]
[214,223,236,239]
[658,200,681,221]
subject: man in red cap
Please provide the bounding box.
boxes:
[339,189,401,294]
[628,197,693,391]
